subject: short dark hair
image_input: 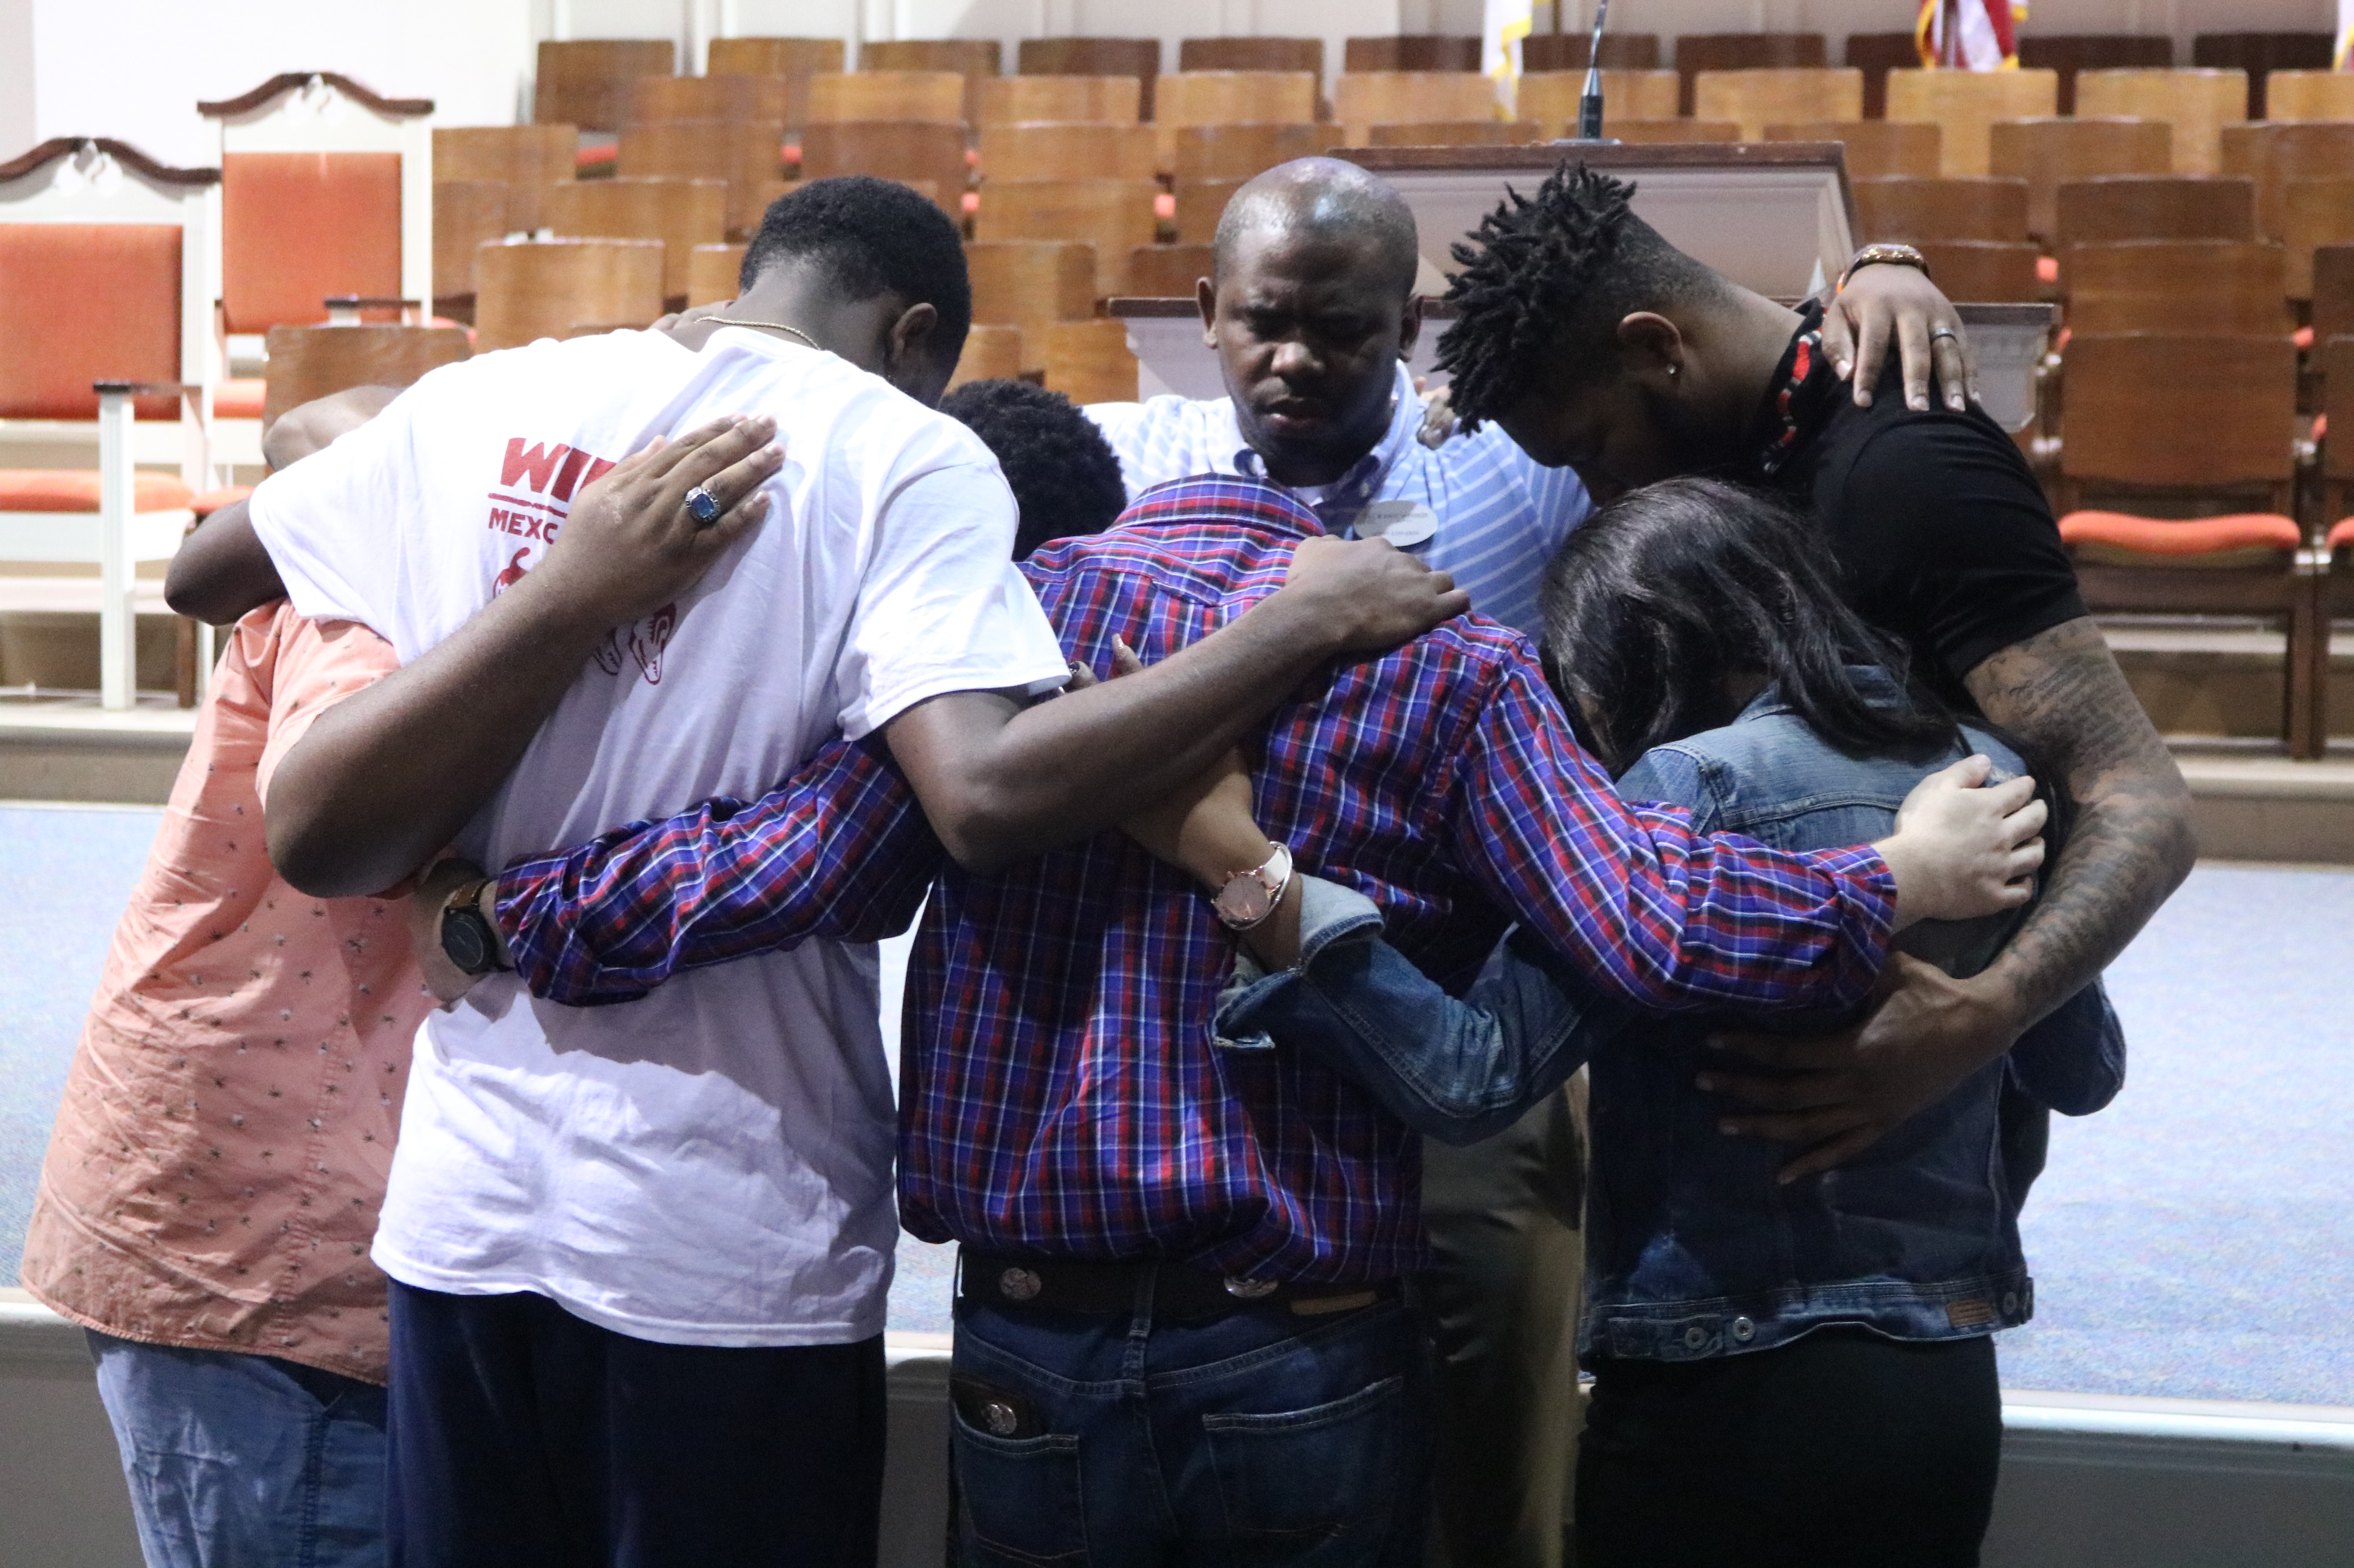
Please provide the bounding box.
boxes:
[1436,164,1728,431]
[740,176,971,361]
[936,379,1129,560]
[1540,476,1960,776]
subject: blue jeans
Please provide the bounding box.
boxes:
[949,1279,1432,1567]
[88,1329,388,1568]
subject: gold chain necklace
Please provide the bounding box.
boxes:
[720,318,822,352]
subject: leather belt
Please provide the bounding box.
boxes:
[958,1250,1390,1321]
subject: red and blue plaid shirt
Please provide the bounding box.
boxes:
[494,476,1894,1285]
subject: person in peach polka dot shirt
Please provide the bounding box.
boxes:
[19,392,779,1568]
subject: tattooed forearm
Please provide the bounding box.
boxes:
[1964,616,2197,1030]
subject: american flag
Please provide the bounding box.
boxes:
[1917,0,2025,71]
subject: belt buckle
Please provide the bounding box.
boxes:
[1223,1275,1279,1300]
[998,1266,1044,1303]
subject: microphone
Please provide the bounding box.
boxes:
[1575,0,1613,140]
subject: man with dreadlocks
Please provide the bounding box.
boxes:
[1435,156,2194,1510]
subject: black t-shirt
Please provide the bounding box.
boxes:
[1740,308,2088,716]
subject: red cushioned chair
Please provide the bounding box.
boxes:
[0,138,226,708]
[200,74,435,471]
[2055,332,2322,757]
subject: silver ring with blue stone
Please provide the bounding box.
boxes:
[684,484,721,524]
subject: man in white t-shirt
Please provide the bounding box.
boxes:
[246,177,1466,1566]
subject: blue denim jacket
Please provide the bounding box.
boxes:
[1214,671,2124,1361]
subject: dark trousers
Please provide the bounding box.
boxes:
[385,1280,885,1568]
[948,1279,1431,1567]
[1576,1328,2002,1568]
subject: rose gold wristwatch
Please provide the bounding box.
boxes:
[1213,843,1294,933]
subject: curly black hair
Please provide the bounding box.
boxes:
[1435,164,1726,432]
[740,175,971,362]
[937,379,1130,560]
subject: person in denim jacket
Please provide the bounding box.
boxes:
[1124,477,2123,1568]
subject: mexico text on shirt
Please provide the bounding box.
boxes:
[243,325,1070,1348]
[1083,362,1590,636]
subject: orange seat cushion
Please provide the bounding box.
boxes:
[0,224,183,421]
[576,145,618,171]
[222,152,404,335]
[215,379,266,419]
[2329,516,2354,550]
[0,470,196,512]
[2059,511,2302,560]
[189,485,255,517]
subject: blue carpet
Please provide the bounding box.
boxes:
[4,802,2347,1398]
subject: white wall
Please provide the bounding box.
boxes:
[16,0,540,169]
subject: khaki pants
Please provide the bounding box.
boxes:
[1418,1073,1588,1568]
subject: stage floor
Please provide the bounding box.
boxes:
[3,803,2347,1405]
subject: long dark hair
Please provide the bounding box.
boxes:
[1540,477,1962,776]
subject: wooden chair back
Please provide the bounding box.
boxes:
[2313,247,2354,348]
[1673,34,1826,114]
[473,238,665,351]
[2221,122,2354,242]
[2321,335,2354,492]
[800,122,970,213]
[1517,71,1679,133]
[2063,240,2293,335]
[1018,39,1160,118]
[982,123,1157,182]
[1173,124,1326,182]
[534,40,676,132]
[685,242,745,307]
[543,177,727,299]
[704,38,844,127]
[2259,69,2354,123]
[1366,122,1538,148]
[966,240,1097,343]
[1914,241,2044,302]
[1988,117,2174,243]
[1844,32,1919,120]
[1692,68,1862,142]
[949,324,1026,387]
[2055,176,2256,247]
[1852,177,2030,243]
[628,75,790,129]
[973,179,1160,299]
[1174,180,1243,246]
[1523,33,1661,72]
[978,76,1141,125]
[1128,244,1216,298]
[2016,34,2175,113]
[1157,73,1320,127]
[806,71,965,124]
[1764,121,1940,180]
[2073,69,2246,175]
[617,120,786,237]
[258,323,468,429]
[2192,33,2334,117]
[1346,37,1481,74]
[1180,38,1323,84]
[861,40,1000,124]
[435,125,574,235]
[1042,318,1137,404]
[2059,332,2298,495]
[2279,179,2354,300]
[1884,67,2060,175]
[433,181,508,299]
[1334,71,1499,135]
[1607,120,1743,146]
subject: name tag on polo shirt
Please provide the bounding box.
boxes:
[1354,500,1438,548]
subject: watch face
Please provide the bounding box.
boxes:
[442,909,494,975]
[1215,876,1274,927]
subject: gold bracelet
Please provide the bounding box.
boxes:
[1837,243,1931,294]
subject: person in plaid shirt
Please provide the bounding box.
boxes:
[443,470,2036,1567]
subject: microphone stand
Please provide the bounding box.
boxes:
[1569,0,1616,143]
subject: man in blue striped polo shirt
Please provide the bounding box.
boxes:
[1080,156,1980,1568]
